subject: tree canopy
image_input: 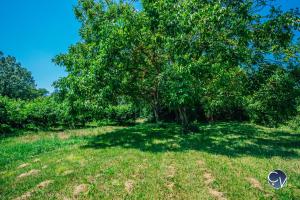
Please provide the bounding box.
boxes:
[53,0,300,127]
[0,51,48,100]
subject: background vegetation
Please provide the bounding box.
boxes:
[1,0,300,131]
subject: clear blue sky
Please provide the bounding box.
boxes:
[0,0,298,92]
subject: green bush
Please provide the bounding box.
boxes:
[285,101,300,130]
[0,96,26,128]
[286,115,300,130]
[105,104,137,124]
[0,96,71,132]
[247,70,298,126]
[23,97,62,127]
[0,96,11,133]
[0,96,9,125]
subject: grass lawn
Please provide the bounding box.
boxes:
[0,122,300,200]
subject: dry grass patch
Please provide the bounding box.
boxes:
[37,180,54,189]
[19,135,40,143]
[208,188,227,200]
[196,159,205,167]
[135,118,147,123]
[166,165,176,178]
[124,180,135,194]
[14,191,32,200]
[57,132,70,140]
[203,171,214,185]
[165,182,175,191]
[42,165,48,169]
[111,179,120,186]
[203,170,227,200]
[67,126,123,137]
[62,170,74,176]
[246,177,263,191]
[15,180,54,200]
[17,169,40,179]
[17,163,30,169]
[73,184,89,196]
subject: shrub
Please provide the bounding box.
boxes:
[286,115,300,130]
[0,96,9,125]
[247,70,298,126]
[105,104,137,124]
[285,100,300,130]
[0,96,27,128]
[0,96,71,133]
[23,97,61,127]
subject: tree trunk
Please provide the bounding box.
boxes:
[153,106,160,123]
[151,88,160,123]
[178,107,189,133]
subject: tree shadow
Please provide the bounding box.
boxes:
[82,122,300,158]
[0,124,99,141]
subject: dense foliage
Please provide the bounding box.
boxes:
[0,52,48,100]
[53,0,300,128]
[0,95,137,133]
[0,96,63,132]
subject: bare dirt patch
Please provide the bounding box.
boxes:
[203,171,227,200]
[124,180,134,194]
[203,172,215,185]
[17,169,40,179]
[14,191,32,200]
[15,180,54,200]
[166,165,176,178]
[37,180,54,189]
[208,188,227,200]
[165,182,174,191]
[246,177,263,190]
[17,163,30,169]
[74,184,88,196]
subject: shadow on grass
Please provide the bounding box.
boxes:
[0,124,99,141]
[82,122,300,158]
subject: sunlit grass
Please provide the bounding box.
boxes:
[0,122,299,199]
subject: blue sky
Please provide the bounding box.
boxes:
[0,0,298,92]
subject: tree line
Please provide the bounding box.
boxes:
[1,0,300,133]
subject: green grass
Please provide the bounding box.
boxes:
[0,122,300,200]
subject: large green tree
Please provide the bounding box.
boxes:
[54,0,300,127]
